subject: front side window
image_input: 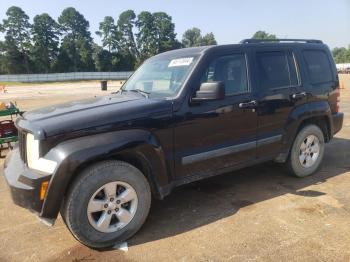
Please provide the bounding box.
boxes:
[303,50,333,84]
[256,51,299,89]
[201,54,249,95]
[122,56,198,98]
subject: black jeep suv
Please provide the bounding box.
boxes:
[4,39,343,248]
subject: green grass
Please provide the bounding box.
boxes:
[0,82,34,86]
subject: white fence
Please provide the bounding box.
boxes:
[0,72,133,82]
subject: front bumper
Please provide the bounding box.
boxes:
[332,112,344,135]
[3,147,52,214]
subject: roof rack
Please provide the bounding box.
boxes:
[240,39,323,44]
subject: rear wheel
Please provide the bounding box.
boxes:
[286,124,325,177]
[61,160,151,249]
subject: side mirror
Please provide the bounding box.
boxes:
[191,81,225,102]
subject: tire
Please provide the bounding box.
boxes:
[286,124,325,178]
[61,160,151,249]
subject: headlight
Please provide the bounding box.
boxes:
[26,133,57,174]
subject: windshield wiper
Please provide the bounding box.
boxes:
[128,89,150,98]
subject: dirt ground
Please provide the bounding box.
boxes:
[0,76,350,262]
[0,81,124,112]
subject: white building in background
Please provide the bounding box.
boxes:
[336,63,350,72]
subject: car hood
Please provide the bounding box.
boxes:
[23,93,138,121]
[17,93,171,138]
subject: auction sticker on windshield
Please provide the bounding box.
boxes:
[168,57,194,67]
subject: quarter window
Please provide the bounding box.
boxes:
[303,50,333,84]
[201,54,248,95]
[256,51,299,89]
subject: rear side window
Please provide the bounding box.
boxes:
[256,51,299,89]
[303,50,333,84]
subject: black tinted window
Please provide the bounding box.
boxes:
[303,50,333,84]
[256,51,298,89]
[201,54,248,95]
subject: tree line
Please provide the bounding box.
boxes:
[332,47,350,64]
[0,6,217,74]
[1,6,348,75]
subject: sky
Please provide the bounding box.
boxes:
[0,0,349,49]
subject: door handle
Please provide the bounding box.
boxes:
[292,92,307,100]
[239,100,258,109]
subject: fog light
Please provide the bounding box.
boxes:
[40,181,49,200]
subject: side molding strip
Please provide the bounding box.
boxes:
[257,134,282,147]
[182,135,282,165]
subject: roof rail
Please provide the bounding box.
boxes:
[239,39,323,44]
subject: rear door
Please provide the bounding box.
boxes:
[253,47,305,159]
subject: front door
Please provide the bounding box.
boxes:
[174,52,258,179]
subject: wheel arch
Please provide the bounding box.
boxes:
[296,115,331,142]
[40,129,171,220]
[68,150,165,200]
[275,101,332,163]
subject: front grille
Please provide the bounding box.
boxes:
[18,130,27,163]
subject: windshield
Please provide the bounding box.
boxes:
[122,56,198,98]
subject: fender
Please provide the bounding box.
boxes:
[276,100,332,162]
[40,129,170,219]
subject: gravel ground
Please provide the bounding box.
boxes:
[0,77,349,262]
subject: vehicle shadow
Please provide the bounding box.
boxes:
[129,137,350,246]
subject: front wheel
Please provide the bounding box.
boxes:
[61,160,151,249]
[286,124,325,177]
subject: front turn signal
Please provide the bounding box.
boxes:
[40,181,49,201]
